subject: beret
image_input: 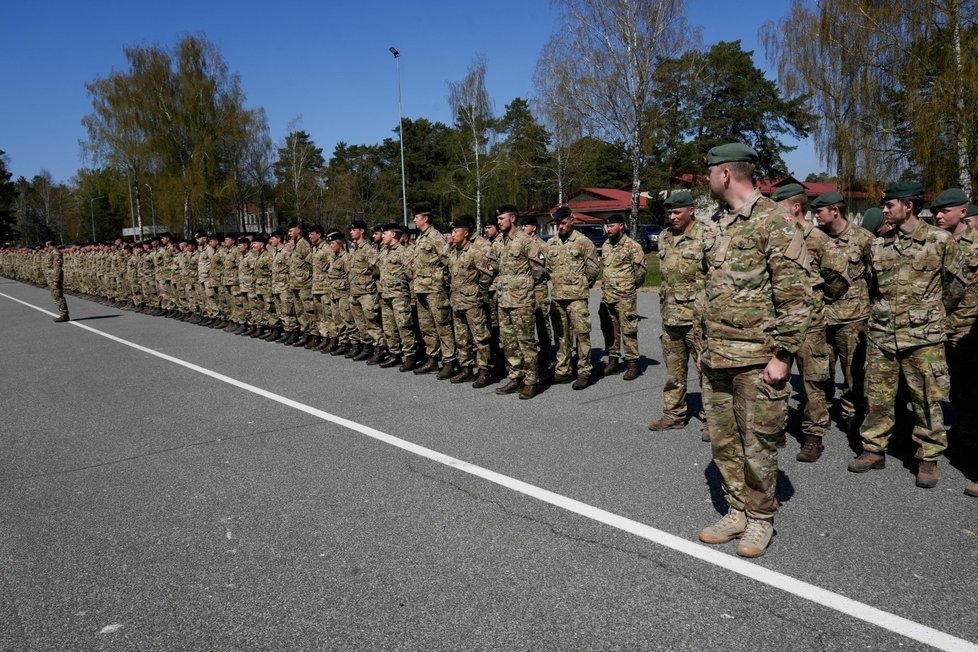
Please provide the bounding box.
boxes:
[771,184,807,202]
[664,191,695,208]
[307,224,325,234]
[553,206,574,221]
[519,215,538,226]
[496,204,519,216]
[236,236,250,245]
[270,230,285,238]
[252,234,268,243]
[861,207,885,234]
[326,231,346,243]
[930,188,970,210]
[811,190,844,208]
[883,181,924,200]
[349,219,368,230]
[606,214,626,225]
[287,221,302,229]
[706,143,758,166]
[383,222,405,235]
[371,224,384,232]
[968,204,978,217]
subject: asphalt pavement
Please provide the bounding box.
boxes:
[1,277,976,651]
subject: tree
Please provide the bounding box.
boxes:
[0,151,18,243]
[543,0,691,234]
[493,98,555,210]
[273,127,326,223]
[448,56,497,227]
[534,48,584,205]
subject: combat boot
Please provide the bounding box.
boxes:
[495,378,524,395]
[796,435,824,463]
[321,336,337,353]
[293,332,311,347]
[736,518,774,558]
[848,451,885,473]
[332,341,351,356]
[622,362,640,381]
[380,353,403,369]
[572,375,591,390]
[414,358,440,375]
[366,347,388,365]
[304,335,322,349]
[398,355,417,372]
[53,312,70,323]
[551,374,574,384]
[965,481,978,497]
[450,367,474,384]
[916,460,939,488]
[471,369,492,388]
[437,361,457,380]
[275,330,292,344]
[518,383,538,400]
[353,344,373,361]
[345,343,362,359]
[603,357,620,377]
[698,508,747,544]
[648,415,684,431]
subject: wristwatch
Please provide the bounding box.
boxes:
[772,345,793,362]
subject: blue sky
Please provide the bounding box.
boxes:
[0,0,819,185]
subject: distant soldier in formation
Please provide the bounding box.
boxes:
[448,215,496,386]
[598,213,647,381]
[520,215,553,375]
[411,211,457,379]
[377,223,417,371]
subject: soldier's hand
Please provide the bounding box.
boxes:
[695,353,702,373]
[764,357,790,386]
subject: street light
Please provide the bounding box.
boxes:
[90,195,106,241]
[390,46,409,227]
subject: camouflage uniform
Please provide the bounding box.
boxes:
[860,219,966,462]
[223,246,243,325]
[237,247,258,327]
[946,226,978,444]
[699,190,812,519]
[529,233,553,364]
[449,238,497,371]
[310,239,333,339]
[270,242,295,333]
[412,226,456,363]
[289,236,315,332]
[197,243,217,318]
[547,230,600,379]
[599,232,647,364]
[497,229,545,384]
[46,246,68,317]
[378,240,416,357]
[657,221,710,421]
[326,246,356,346]
[254,247,274,329]
[209,245,226,319]
[349,240,383,347]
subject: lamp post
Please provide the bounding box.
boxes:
[90,195,106,241]
[390,46,409,227]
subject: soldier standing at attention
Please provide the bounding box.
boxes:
[494,204,545,398]
[308,225,332,350]
[348,220,385,363]
[268,231,297,344]
[598,213,647,380]
[325,231,356,357]
[448,216,497,388]
[648,192,709,433]
[411,211,457,379]
[547,206,600,390]
[696,144,812,558]
[849,182,966,489]
[287,222,316,348]
[930,188,978,497]
[520,215,553,375]
[377,223,418,371]
[44,240,69,322]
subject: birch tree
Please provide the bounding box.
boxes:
[448,56,496,227]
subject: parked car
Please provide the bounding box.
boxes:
[576,224,609,253]
[639,224,664,252]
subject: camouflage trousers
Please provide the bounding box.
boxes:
[599,295,639,362]
[291,286,315,332]
[947,336,978,443]
[216,285,230,318]
[157,280,173,309]
[313,292,332,337]
[143,281,159,308]
[328,293,356,344]
[228,286,246,324]
[256,293,275,327]
[453,305,492,370]
[660,324,697,420]
[534,285,552,363]
[350,292,383,346]
[48,280,68,315]
[860,340,949,462]
[203,283,219,317]
[381,295,416,356]
[794,327,832,438]
[273,288,296,332]
[825,320,867,422]
[499,304,539,384]
[550,298,592,377]
[703,364,788,519]
[416,290,456,362]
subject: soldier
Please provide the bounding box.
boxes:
[154,232,175,316]
[44,240,69,322]
[377,223,418,371]
[207,234,227,326]
[301,225,327,350]
[448,216,497,387]
[252,235,276,340]
[268,230,298,343]
[774,185,847,463]
[849,182,966,489]
[347,220,385,363]
[696,143,812,558]
[599,213,647,381]
[813,191,873,438]
[223,235,244,332]
[520,215,553,374]
[648,192,709,433]
[236,236,259,335]
[287,222,316,347]
[411,211,457,379]
[483,216,505,374]
[494,204,546,399]
[965,204,978,230]
[325,231,357,356]
[930,188,978,497]
[309,225,334,351]
[547,206,600,390]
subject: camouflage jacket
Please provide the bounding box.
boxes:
[254,249,272,296]
[546,229,599,301]
[154,246,174,282]
[237,249,257,294]
[310,240,331,294]
[496,229,545,309]
[947,226,978,343]
[820,220,873,326]
[449,239,496,311]
[699,190,813,369]
[270,244,291,294]
[349,240,380,297]
[411,226,450,295]
[867,218,966,353]
[797,219,847,332]
[326,248,351,298]
[658,221,710,328]
[209,246,225,285]
[288,237,313,288]
[378,242,413,299]
[46,247,63,285]
[197,245,214,284]
[222,247,241,286]
[600,233,646,303]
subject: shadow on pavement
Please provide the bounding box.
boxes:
[70,315,121,322]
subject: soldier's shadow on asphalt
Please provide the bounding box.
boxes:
[70,315,121,321]
[704,462,795,515]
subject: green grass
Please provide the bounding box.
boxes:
[643,253,661,288]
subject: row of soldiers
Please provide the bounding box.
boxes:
[1,207,649,402]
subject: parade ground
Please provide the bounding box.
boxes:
[1,278,976,651]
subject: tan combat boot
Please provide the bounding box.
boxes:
[736,518,774,558]
[847,451,885,473]
[965,481,978,497]
[916,460,939,488]
[622,362,640,381]
[796,435,824,463]
[648,415,685,431]
[603,356,620,376]
[698,509,747,544]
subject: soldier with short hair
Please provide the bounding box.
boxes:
[599,213,647,381]
[348,220,384,363]
[448,216,497,387]
[411,211,457,379]
[287,222,316,347]
[520,215,553,374]
[326,231,357,357]
[377,223,418,371]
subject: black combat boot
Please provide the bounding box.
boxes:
[380,353,402,368]
[353,344,374,361]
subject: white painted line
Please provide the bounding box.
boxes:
[4,290,976,652]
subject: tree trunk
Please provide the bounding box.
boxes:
[952,2,972,195]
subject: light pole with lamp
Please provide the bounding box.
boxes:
[389,46,409,227]
[90,195,106,241]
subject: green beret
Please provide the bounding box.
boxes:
[930,188,970,210]
[883,181,924,200]
[771,184,806,202]
[861,207,885,234]
[968,204,978,217]
[811,191,845,208]
[706,143,758,166]
[664,191,694,208]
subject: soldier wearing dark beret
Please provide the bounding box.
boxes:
[598,212,646,381]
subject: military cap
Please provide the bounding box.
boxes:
[326,231,345,243]
[484,214,499,227]
[519,215,538,227]
[861,207,885,234]
[184,239,196,247]
[253,233,268,243]
[236,236,250,245]
[771,184,807,202]
[270,229,285,238]
[496,204,519,216]
[193,230,208,239]
[161,232,173,239]
[553,205,574,221]
[307,224,325,235]
[664,191,695,208]
[383,222,405,235]
[930,188,970,210]
[883,181,924,200]
[371,223,384,233]
[208,233,222,242]
[450,218,473,230]
[349,219,368,230]
[287,221,302,229]
[606,214,626,225]
[811,190,845,208]
[706,143,758,166]
[968,204,978,217]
